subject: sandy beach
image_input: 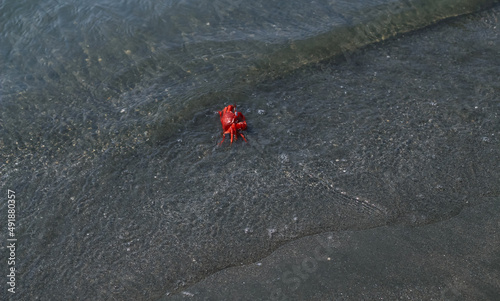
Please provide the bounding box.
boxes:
[167,6,500,300]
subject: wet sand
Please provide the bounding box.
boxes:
[167,6,500,301]
[169,197,499,300]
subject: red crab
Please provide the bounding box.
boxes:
[218,105,248,145]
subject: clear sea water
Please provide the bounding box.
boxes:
[1,0,499,299]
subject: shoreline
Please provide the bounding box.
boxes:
[167,5,500,300]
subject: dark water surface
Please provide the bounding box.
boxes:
[168,6,500,299]
[1,0,499,300]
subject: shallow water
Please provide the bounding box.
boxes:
[1,0,499,299]
[170,197,500,300]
